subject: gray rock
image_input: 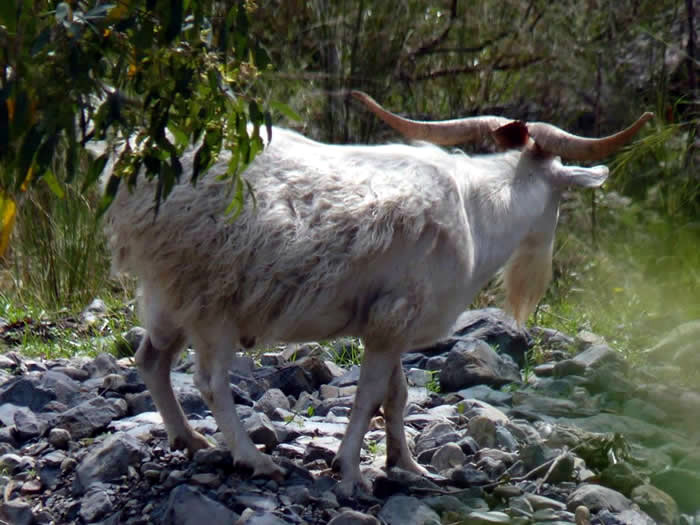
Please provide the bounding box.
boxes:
[0,499,34,525]
[598,508,656,525]
[495,426,519,452]
[422,494,475,516]
[524,493,566,511]
[244,412,279,450]
[440,339,521,392]
[458,399,509,424]
[511,390,592,418]
[599,461,645,496]
[448,308,531,367]
[450,464,490,487]
[163,484,239,524]
[254,388,291,417]
[566,484,631,513]
[73,432,148,495]
[630,484,679,525]
[468,415,498,449]
[0,453,34,474]
[378,494,441,525]
[572,343,625,370]
[0,376,56,411]
[457,385,512,406]
[38,370,83,406]
[54,396,123,439]
[85,352,121,378]
[329,365,361,387]
[651,467,700,512]
[461,511,511,524]
[48,427,71,450]
[255,364,315,397]
[415,421,459,456]
[79,484,114,522]
[328,510,380,525]
[13,406,47,442]
[431,443,466,472]
[303,435,341,466]
[238,511,292,524]
[193,447,232,469]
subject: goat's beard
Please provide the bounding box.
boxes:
[502,233,554,326]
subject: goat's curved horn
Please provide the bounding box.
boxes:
[351,91,510,146]
[526,113,654,160]
[352,90,653,160]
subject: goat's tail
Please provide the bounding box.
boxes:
[502,232,553,326]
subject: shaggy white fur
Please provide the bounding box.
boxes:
[102,126,610,494]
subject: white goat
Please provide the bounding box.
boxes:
[102,91,651,495]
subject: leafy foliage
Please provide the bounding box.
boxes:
[0,0,275,256]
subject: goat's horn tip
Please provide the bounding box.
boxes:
[350,90,370,101]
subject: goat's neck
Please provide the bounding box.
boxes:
[462,169,557,287]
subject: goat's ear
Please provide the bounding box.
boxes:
[492,121,529,149]
[552,164,610,188]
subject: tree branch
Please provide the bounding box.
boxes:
[410,56,546,82]
[406,0,458,59]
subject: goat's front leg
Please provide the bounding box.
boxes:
[384,361,429,475]
[192,332,284,480]
[135,331,211,454]
[333,346,397,497]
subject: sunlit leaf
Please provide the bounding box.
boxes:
[269,101,301,122]
[82,153,109,192]
[43,170,65,199]
[0,190,17,257]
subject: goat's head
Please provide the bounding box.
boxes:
[352,91,653,324]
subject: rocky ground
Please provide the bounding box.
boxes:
[1,307,699,525]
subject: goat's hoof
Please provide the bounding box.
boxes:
[389,458,431,477]
[237,456,286,482]
[334,475,371,501]
[170,431,212,456]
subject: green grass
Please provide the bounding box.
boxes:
[0,292,136,360]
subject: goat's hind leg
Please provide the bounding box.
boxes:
[333,345,398,497]
[135,327,211,454]
[191,328,284,480]
[384,362,429,475]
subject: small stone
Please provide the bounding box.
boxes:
[328,510,380,524]
[378,494,441,525]
[190,472,222,488]
[243,412,279,450]
[567,484,631,513]
[19,479,42,495]
[463,510,511,524]
[13,408,47,442]
[468,415,497,449]
[254,388,291,417]
[430,443,466,472]
[48,428,71,450]
[450,464,490,487]
[164,484,239,524]
[630,484,680,525]
[574,505,590,525]
[193,447,232,468]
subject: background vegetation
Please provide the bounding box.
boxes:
[0,0,697,363]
